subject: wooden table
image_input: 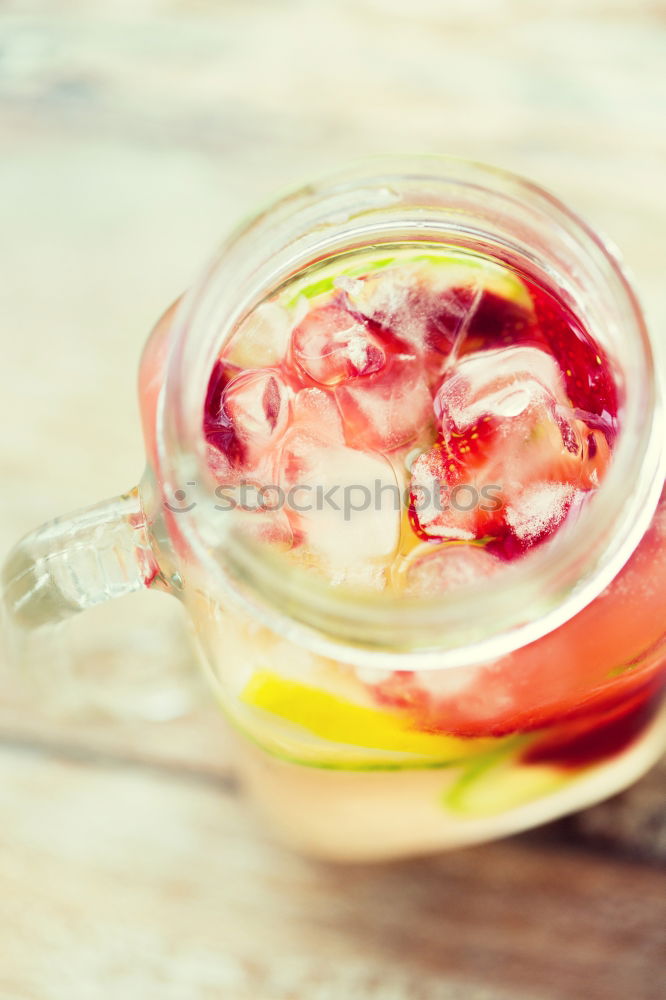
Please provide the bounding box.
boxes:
[0,3,664,997]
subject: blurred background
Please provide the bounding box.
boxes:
[0,2,664,998]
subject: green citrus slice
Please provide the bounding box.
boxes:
[444,748,570,818]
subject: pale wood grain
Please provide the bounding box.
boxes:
[0,747,664,1000]
[0,2,665,996]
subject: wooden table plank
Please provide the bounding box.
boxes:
[0,745,664,1000]
[0,3,665,996]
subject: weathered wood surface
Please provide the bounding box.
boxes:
[0,747,664,1000]
[0,2,665,997]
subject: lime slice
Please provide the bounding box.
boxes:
[283,255,396,307]
[444,747,569,817]
[281,246,532,320]
[410,252,532,310]
[238,670,505,770]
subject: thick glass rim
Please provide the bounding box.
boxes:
[156,156,665,669]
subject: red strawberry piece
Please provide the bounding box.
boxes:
[204,359,246,466]
[437,413,500,469]
[411,346,597,553]
[408,434,503,544]
[458,288,538,354]
[526,281,619,432]
[520,683,663,769]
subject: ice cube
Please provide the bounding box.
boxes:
[504,481,579,546]
[434,345,568,430]
[206,442,234,483]
[225,302,291,368]
[290,301,385,386]
[409,445,480,542]
[336,363,433,452]
[433,345,593,489]
[278,434,401,584]
[338,266,423,349]
[340,262,484,360]
[411,345,608,553]
[230,503,294,551]
[397,543,504,595]
[218,369,291,468]
[290,388,346,446]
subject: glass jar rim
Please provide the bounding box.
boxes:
[157,155,665,669]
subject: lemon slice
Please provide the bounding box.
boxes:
[238,670,503,770]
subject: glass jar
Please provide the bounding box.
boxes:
[3,157,665,860]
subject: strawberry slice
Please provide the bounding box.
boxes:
[458,287,537,354]
[408,440,502,544]
[410,346,608,555]
[520,683,663,769]
[527,282,619,428]
[203,359,245,466]
[453,278,619,438]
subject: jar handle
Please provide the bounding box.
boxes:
[2,486,163,630]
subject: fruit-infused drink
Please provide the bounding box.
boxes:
[5,160,665,860]
[177,243,665,859]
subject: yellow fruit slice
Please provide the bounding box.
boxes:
[238,670,504,769]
